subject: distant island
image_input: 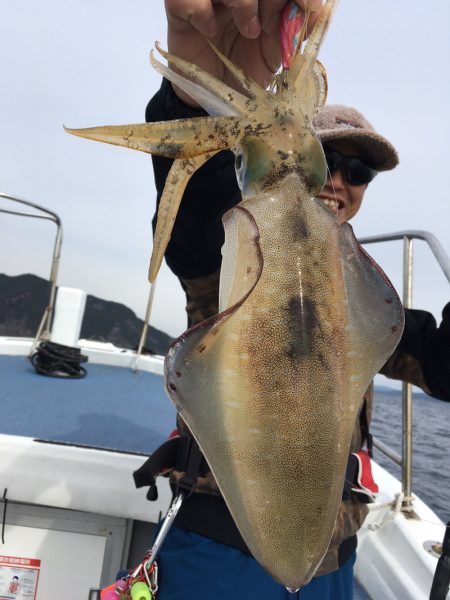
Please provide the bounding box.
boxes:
[0,273,173,355]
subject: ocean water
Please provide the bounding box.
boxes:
[371,388,450,522]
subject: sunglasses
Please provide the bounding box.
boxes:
[323,148,378,186]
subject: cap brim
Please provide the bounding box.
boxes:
[318,128,399,171]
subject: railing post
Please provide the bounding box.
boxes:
[402,236,414,506]
[31,218,63,351]
[133,278,157,373]
[41,222,63,339]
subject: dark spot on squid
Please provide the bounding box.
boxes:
[291,216,309,239]
[391,325,398,334]
[176,371,181,378]
[230,121,240,137]
[278,150,289,161]
[316,351,327,368]
[262,162,295,189]
[159,140,185,157]
[197,344,206,353]
[246,266,252,274]
[385,298,393,304]
[285,296,319,361]
[169,383,177,391]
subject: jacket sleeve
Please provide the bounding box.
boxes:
[145,78,241,280]
[380,303,450,402]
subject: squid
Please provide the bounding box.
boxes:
[66,0,404,590]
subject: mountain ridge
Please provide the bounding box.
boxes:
[0,273,173,355]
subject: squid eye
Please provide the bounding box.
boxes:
[235,139,270,194]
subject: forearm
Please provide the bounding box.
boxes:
[380,303,450,401]
[146,78,240,280]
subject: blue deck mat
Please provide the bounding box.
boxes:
[0,355,176,454]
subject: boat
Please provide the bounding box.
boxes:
[0,193,449,600]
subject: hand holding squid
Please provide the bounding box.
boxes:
[165,0,322,105]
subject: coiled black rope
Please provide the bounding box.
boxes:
[30,341,88,379]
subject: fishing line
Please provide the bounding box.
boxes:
[322,155,339,213]
[311,113,339,215]
[326,167,339,214]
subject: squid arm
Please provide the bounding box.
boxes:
[64,116,248,159]
[151,43,254,117]
[66,116,257,280]
[282,1,338,117]
[149,151,219,282]
[205,41,270,107]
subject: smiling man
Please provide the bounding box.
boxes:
[315,104,398,224]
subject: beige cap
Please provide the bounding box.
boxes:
[314,105,399,171]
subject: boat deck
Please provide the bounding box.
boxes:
[1,354,176,454]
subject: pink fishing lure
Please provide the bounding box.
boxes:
[280,1,306,69]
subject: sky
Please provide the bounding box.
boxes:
[1,1,449,341]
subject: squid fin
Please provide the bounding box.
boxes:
[339,222,404,399]
[165,204,263,420]
[219,206,262,312]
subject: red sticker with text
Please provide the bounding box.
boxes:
[0,556,40,600]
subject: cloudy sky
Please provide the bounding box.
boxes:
[1,1,449,340]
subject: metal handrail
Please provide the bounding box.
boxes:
[358,230,450,506]
[0,192,63,352]
[1,192,158,368]
[359,230,450,284]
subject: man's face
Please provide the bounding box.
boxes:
[317,140,369,224]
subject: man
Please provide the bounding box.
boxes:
[144,2,450,597]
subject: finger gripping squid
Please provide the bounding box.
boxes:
[66,0,404,590]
